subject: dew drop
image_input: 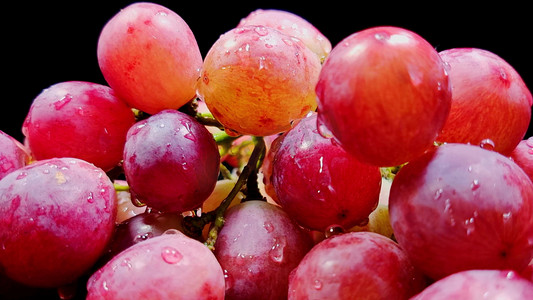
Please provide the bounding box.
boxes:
[16,172,28,180]
[324,224,345,238]
[470,179,480,191]
[254,26,269,36]
[282,38,294,46]
[223,269,234,291]
[269,236,286,263]
[434,188,443,200]
[163,229,181,235]
[54,94,72,110]
[87,192,94,203]
[184,133,196,141]
[161,246,183,264]
[263,221,275,233]
[502,212,512,222]
[120,258,133,270]
[313,279,323,290]
[316,115,334,139]
[133,232,154,243]
[480,139,495,151]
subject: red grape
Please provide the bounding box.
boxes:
[316,26,451,167]
[214,200,314,299]
[237,9,332,62]
[87,231,225,299]
[0,157,116,288]
[22,81,135,172]
[389,143,533,280]
[123,109,220,213]
[0,130,30,180]
[196,25,321,136]
[97,2,202,114]
[288,231,427,299]
[411,269,533,299]
[510,136,533,183]
[436,48,532,156]
[272,113,381,231]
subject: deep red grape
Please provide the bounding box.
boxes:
[411,269,533,299]
[510,137,533,182]
[0,157,117,288]
[288,231,427,299]
[436,48,532,156]
[0,130,30,180]
[97,2,202,114]
[22,81,136,171]
[122,109,220,213]
[272,113,381,231]
[389,143,533,280]
[87,231,225,299]
[316,26,451,167]
[214,200,314,300]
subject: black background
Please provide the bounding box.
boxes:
[3,1,532,143]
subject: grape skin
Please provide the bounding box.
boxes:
[122,109,220,213]
[86,232,225,300]
[0,130,30,180]
[0,157,117,288]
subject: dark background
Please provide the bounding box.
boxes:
[3,1,532,143]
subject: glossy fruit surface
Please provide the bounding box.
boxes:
[436,48,532,156]
[0,130,30,180]
[389,143,533,280]
[316,26,451,167]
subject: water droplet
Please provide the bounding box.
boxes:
[316,115,334,139]
[254,26,269,36]
[480,139,495,151]
[87,192,94,203]
[264,43,273,48]
[374,32,389,41]
[464,217,476,235]
[313,279,323,290]
[102,281,109,291]
[282,38,294,46]
[184,133,196,141]
[161,246,183,264]
[163,229,181,235]
[269,236,286,263]
[502,212,512,222]
[324,225,345,238]
[133,232,154,243]
[434,188,443,200]
[471,179,480,191]
[54,94,72,110]
[223,269,234,291]
[16,172,28,180]
[263,221,275,233]
[120,258,133,270]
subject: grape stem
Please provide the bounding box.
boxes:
[204,136,266,251]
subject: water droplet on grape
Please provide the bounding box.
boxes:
[434,188,443,200]
[253,26,269,36]
[313,279,323,290]
[120,258,133,270]
[464,217,476,235]
[163,229,181,235]
[133,232,154,243]
[161,246,183,264]
[54,94,72,110]
[471,179,480,191]
[263,221,275,233]
[223,269,234,291]
[87,192,94,203]
[324,224,345,238]
[269,236,286,263]
[479,138,495,151]
[502,212,512,223]
[184,133,196,141]
[16,172,28,180]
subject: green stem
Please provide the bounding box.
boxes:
[204,136,266,251]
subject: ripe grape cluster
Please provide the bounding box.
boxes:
[2,2,533,299]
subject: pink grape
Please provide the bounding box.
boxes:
[411,269,533,299]
[288,231,427,299]
[237,9,332,62]
[389,143,533,280]
[272,113,382,231]
[214,200,314,300]
[196,25,321,136]
[436,48,532,156]
[97,2,203,114]
[316,26,451,167]
[22,81,135,172]
[510,137,533,182]
[122,109,220,213]
[0,157,117,288]
[0,130,30,180]
[86,231,225,300]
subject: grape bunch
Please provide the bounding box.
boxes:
[2,2,533,299]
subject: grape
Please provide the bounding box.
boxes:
[436,48,532,156]
[0,157,116,288]
[86,231,225,300]
[411,269,533,299]
[196,25,321,136]
[237,9,332,62]
[272,113,381,231]
[288,231,427,299]
[0,130,30,180]
[315,26,451,167]
[22,81,135,172]
[97,2,203,114]
[114,179,147,224]
[122,109,220,213]
[389,143,533,280]
[510,137,533,182]
[213,200,314,299]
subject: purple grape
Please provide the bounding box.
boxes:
[122,109,220,213]
[0,130,30,180]
[0,157,117,288]
[214,200,314,299]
